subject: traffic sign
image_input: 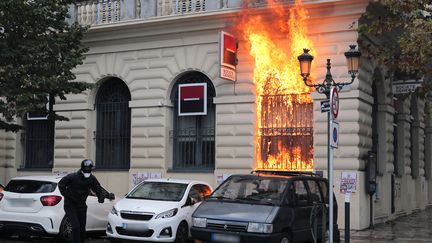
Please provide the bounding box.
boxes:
[330,120,339,148]
[330,87,339,119]
[320,100,330,113]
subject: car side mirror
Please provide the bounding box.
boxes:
[183,197,195,208]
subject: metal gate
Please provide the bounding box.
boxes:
[258,94,313,170]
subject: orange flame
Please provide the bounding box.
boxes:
[238,0,316,171]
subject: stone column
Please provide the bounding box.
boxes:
[424,100,432,204]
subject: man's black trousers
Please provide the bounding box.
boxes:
[64,206,87,243]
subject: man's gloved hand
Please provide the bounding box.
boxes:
[98,197,104,203]
[108,192,115,201]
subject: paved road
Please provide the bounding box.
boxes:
[348,207,432,243]
[1,207,432,243]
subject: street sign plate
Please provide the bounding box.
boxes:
[320,100,330,113]
[392,79,422,94]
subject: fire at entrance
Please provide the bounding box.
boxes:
[238,0,316,170]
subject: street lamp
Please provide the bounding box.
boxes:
[298,45,361,95]
[297,45,361,243]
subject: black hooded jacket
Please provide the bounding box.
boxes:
[58,170,109,208]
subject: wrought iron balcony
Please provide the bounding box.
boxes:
[70,0,246,26]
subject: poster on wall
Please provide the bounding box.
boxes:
[130,171,162,187]
[340,171,357,194]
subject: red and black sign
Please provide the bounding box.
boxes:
[178,83,207,116]
[220,31,238,81]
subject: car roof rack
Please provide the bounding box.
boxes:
[251,170,322,177]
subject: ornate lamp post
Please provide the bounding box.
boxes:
[298,45,361,243]
[298,45,361,95]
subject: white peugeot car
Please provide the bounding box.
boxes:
[0,175,117,241]
[107,178,212,243]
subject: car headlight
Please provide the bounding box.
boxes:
[111,206,118,216]
[192,217,207,228]
[155,208,178,219]
[247,223,273,233]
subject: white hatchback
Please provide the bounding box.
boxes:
[0,175,116,241]
[107,178,212,243]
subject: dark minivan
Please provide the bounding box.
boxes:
[191,171,339,243]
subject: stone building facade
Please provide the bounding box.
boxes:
[0,0,431,230]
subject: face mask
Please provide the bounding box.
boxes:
[82,171,91,178]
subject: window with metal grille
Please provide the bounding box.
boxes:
[258,94,313,170]
[95,78,131,169]
[170,72,215,171]
[24,118,55,169]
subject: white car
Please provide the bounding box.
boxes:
[107,178,212,243]
[0,175,117,241]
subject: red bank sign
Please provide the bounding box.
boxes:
[220,31,238,82]
[178,83,207,116]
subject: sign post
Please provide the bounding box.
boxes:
[340,171,357,243]
[329,87,339,243]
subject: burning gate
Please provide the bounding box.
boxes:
[258,93,313,170]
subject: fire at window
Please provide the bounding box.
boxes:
[237,0,316,171]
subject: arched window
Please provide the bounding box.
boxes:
[95,78,131,169]
[170,72,215,171]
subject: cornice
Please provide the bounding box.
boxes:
[82,0,369,45]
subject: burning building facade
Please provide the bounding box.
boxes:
[0,0,431,231]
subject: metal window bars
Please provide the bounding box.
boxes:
[95,79,131,169]
[257,94,314,171]
[24,119,55,169]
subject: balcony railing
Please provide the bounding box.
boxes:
[70,0,247,26]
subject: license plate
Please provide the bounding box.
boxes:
[121,223,148,231]
[211,233,240,243]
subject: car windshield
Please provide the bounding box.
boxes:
[210,175,288,205]
[126,182,188,201]
[5,180,57,193]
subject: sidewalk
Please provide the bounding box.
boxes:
[344,207,432,242]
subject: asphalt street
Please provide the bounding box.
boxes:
[1,207,432,243]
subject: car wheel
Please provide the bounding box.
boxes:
[58,216,73,242]
[280,232,292,243]
[175,222,188,243]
